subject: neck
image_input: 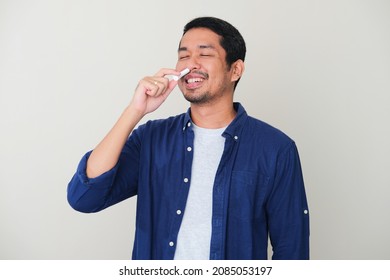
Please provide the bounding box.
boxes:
[190,100,236,129]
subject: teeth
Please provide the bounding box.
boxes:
[187,78,204,83]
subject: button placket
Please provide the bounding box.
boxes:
[167,118,194,258]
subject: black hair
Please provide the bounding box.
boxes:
[182,17,246,88]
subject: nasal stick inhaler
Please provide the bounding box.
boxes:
[172,68,190,81]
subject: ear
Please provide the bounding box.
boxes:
[230,59,245,82]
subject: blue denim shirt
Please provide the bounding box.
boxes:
[67,103,309,259]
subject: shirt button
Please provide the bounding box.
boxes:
[304,209,309,214]
[187,146,192,152]
[234,135,239,140]
[184,178,189,183]
[176,210,182,215]
[169,241,174,247]
[187,122,191,127]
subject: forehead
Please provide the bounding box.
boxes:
[179,28,222,50]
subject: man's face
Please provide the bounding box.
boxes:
[176,28,235,104]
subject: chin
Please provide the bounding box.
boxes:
[183,94,212,105]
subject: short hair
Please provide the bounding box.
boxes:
[182,17,246,88]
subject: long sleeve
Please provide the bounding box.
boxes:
[266,142,310,259]
[67,129,142,213]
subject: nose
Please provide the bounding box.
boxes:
[186,55,201,71]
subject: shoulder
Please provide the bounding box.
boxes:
[246,115,293,141]
[243,115,296,152]
[133,113,186,138]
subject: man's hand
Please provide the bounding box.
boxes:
[130,68,181,116]
[86,68,181,178]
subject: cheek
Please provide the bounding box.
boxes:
[177,81,185,92]
[176,61,184,70]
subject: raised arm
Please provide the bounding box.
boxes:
[86,68,180,178]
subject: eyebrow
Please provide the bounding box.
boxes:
[178,44,216,52]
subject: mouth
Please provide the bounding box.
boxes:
[186,77,205,84]
[184,73,207,89]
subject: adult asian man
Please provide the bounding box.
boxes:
[67,16,310,260]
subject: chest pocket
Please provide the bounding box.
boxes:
[229,170,270,220]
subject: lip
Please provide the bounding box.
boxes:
[183,73,207,89]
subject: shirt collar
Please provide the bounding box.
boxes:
[183,102,248,139]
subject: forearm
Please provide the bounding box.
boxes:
[85,68,180,178]
[86,104,143,178]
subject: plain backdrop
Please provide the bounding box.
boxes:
[1,0,389,259]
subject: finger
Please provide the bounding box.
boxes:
[154,68,181,77]
[145,77,169,97]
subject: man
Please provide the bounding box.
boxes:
[68,17,310,260]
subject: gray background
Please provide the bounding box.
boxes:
[1,0,389,259]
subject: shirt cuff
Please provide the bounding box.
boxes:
[76,151,118,189]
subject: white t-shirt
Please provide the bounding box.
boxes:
[174,124,226,260]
